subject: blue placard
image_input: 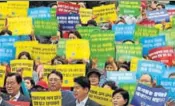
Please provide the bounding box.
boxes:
[112,24,135,42]
[0,36,20,47]
[163,67,175,78]
[28,7,51,19]
[140,35,166,56]
[131,83,168,106]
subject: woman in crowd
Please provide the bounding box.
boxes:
[68,30,82,39]
[18,51,32,60]
[102,80,118,90]
[24,77,35,91]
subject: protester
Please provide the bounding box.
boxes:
[24,77,35,91]
[68,30,82,39]
[102,80,118,90]
[87,69,101,86]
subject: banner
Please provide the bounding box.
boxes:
[56,39,66,56]
[31,92,61,106]
[7,1,29,17]
[57,13,80,30]
[56,2,80,14]
[0,36,20,47]
[79,8,92,24]
[93,4,117,23]
[66,39,90,60]
[148,46,175,66]
[8,101,30,106]
[119,1,141,17]
[32,44,56,63]
[116,44,142,61]
[90,30,115,68]
[112,24,135,42]
[0,46,15,64]
[131,83,168,106]
[0,3,7,18]
[146,9,170,24]
[76,26,100,39]
[89,86,113,106]
[33,18,58,36]
[8,17,32,35]
[140,35,166,56]
[136,60,166,81]
[107,71,136,84]
[28,7,51,19]
[0,66,5,87]
[134,25,159,41]
[10,60,33,77]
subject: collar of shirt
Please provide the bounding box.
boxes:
[10,91,20,101]
[76,96,88,106]
[0,97,2,104]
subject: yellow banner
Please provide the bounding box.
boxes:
[10,60,33,77]
[0,66,6,87]
[93,4,117,23]
[130,58,139,72]
[32,44,56,64]
[8,17,32,35]
[7,1,29,17]
[79,8,92,24]
[15,41,38,59]
[31,92,61,106]
[89,86,113,106]
[66,39,90,60]
[0,19,5,32]
[0,3,7,18]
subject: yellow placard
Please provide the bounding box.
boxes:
[8,17,32,35]
[10,60,33,77]
[15,41,38,59]
[0,3,7,18]
[7,1,29,17]
[79,8,92,24]
[32,44,57,64]
[89,86,113,106]
[0,19,5,32]
[0,66,6,87]
[66,39,90,60]
[31,92,61,106]
[93,4,117,23]
[43,65,56,82]
[130,58,139,72]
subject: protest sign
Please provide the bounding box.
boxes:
[140,35,166,56]
[0,19,5,31]
[57,13,80,30]
[43,65,56,82]
[107,71,136,84]
[148,46,175,66]
[163,67,175,78]
[134,25,159,41]
[130,58,139,71]
[136,60,166,81]
[131,83,168,106]
[8,101,30,106]
[56,39,66,56]
[33,18,58,36]
[0,36,20,47]
[56,64,86,87]
[116,44,142,61]
[15,41,38,58]
[119,1,141,17]
[119,83,137,103]
[66,39,90,60]
[89,86,113,106]
[159,78,175,99]
[0,66,5,87]
[8,17,32,35]
[28,7,51,19]
[32,44,56,64]
[146,9,170,24]
[7,1,29,17]
[92,4,117,23]
[10,60,33,77]
[57,2,80,14]
[0,46,15,64]
[0,3,7,18]
[31,92,61,106]
[79,8,92,24]
[112,24,135,42]
[90,30,115,68]
[76,26,100,39]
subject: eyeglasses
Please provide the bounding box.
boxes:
[48,78,61,82]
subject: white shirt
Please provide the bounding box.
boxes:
[10,91,21,101]
[76,96,88,106]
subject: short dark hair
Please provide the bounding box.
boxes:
[24,77,35,87]
[47,70,63,81]
[169,72,175,78]
[112,88,129,106]
[68,30,82,39]
[6,73,22,84]
[18,51,32,60]
[140,73,154,83]
[0,29,12,35]
[74,76,90,91]
[102,80,118,90]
